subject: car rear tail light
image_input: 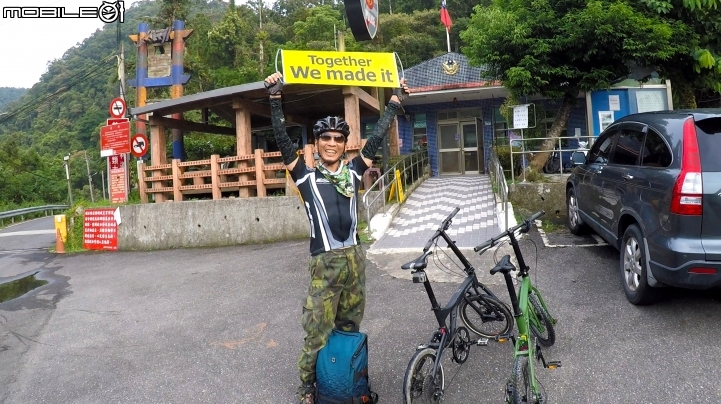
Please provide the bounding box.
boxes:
[688,267,717,275]
[670,118,703,215]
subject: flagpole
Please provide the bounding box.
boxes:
[446,28,451,53]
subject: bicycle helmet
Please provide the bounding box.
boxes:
[313,116,350,138]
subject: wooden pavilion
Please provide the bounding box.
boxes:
[129,82,401,203]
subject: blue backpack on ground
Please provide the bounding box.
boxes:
[315,327,379,404]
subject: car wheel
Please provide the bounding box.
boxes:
[566,187,587,235]
[620,224,659,305]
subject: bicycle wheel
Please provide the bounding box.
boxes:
[509,355,542,404]
[403,348,445,404]
[529,294,555,347]
[459,294,513,339]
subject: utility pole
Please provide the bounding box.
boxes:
[99,171,106,200]
[258,0,264,75]
[84,150,95,202]
[119,42,126,100]
[64,155,73,207]
[119,42,132,199]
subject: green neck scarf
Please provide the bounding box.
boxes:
[316,161,354,197]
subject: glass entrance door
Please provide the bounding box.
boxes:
[438,123,461,174]
[439,122,480,174]
[462,122,480,174]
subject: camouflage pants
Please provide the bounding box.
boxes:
[297,244,366,395]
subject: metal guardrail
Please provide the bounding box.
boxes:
[361,150,430,227]
[508,135,593,182]
[488,148,509,231]
[0,205,68,223]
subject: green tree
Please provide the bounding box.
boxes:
[290,5,343,50]
[636,0,721,108]
[461,0,694,172]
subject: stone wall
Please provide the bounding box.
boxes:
[508,181,567,218]
[117,197,309,250]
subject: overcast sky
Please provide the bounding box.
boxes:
[0,0,125,88]
[0,0,260,89]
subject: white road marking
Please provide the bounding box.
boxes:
[535,220,608,248]
[0,230,56,237]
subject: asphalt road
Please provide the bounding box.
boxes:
[1,229,721,403]
[0,216,56,254]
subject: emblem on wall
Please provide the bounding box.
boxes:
[442,59,459,75]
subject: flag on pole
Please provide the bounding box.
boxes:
[440,0,453,32]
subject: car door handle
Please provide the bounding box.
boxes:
[622,173,634,180]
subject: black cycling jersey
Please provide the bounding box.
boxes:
[290,157,368,256]
[269,96,399,256]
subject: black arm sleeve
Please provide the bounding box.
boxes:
[361,100,401,160]
[270,98,298,166]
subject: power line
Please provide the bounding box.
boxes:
[0,52,118,125]
[0,55,117,125]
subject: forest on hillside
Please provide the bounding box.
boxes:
[0,0,475,209]
[0,88,28,112]
[0,0,718,209]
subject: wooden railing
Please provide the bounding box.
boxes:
[138,144,363,203]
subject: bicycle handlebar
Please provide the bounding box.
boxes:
[442,207,460,229]
[473,210,545,252]
[422,207,460,251]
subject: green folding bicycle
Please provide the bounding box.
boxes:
[474,210,561,404]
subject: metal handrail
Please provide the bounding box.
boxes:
[361,149,430,227]
[508,134,594,182]
[0,205,68,221]
[488,148,509,230]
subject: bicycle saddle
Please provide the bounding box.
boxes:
[490,255,516,275]
[401,251,432,270]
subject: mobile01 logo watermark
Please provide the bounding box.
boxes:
[3,1,124,24]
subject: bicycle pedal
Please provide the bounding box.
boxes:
[475,338,489,346]
[495,334,511,343]
[545,361,562,369]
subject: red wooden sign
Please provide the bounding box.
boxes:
[83,208,119,251]
[100,121,131,156]
[109,155,127,204]
[107,118,129,125]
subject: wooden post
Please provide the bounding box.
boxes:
[254,149,267,197]
[344,91,361,157]
[304,144,315,167]
[172,159,183,201]
[151,123,167,202]
[389,117,400,156]
[138,162,148,204]
[233,100,252,197]
[211,154,221,200]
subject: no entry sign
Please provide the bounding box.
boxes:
[131,133,149,158]
[109,97,126,118]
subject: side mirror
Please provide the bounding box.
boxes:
[571,151,586,165]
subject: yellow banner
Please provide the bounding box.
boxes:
[281,50,400,88]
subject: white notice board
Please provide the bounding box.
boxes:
[609,95,620,111]
[513,105,529,129]
[636,91,665,113]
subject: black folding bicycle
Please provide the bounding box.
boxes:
[401,207,513,403]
